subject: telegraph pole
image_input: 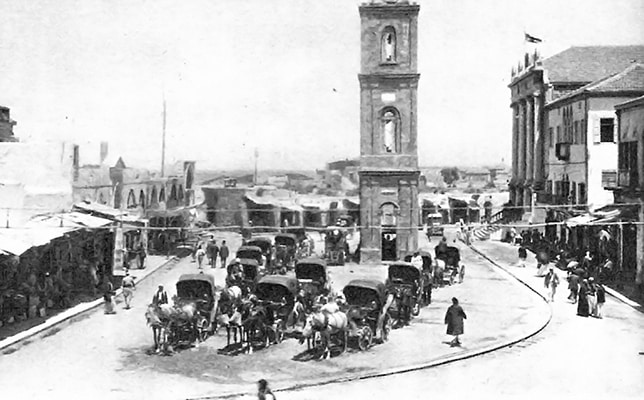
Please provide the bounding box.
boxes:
[254,147,259,186]
[161,96,166,177]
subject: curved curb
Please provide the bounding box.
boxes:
[0,256,179,353]
[187,246,553,400]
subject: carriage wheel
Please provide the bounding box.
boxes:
[412,301,421,317]
[382,315,392,342]
[358,326,373,351]
[196,317,209,342]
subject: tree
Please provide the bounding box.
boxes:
[440,167,460,186]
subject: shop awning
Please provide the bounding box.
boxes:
[590,204,640,225]
[73,201,145,224]
[27,212,113,229]
[564,214,597,227]
[0,226,76,255]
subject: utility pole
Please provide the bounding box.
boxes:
[161,96,167,177]
[254,147,259,186]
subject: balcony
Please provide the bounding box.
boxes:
[555,143,570,161]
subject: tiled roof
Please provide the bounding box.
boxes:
[547,64,644,107]
[543,46,644,83]
[615,94,644,110]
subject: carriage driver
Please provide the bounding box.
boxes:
[225,259,244,288]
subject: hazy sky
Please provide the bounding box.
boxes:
[1,0,642,171]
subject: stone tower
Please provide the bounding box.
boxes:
[358,0,420,263]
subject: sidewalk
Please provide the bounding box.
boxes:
[471,239,643,312]
[0,254,177,352]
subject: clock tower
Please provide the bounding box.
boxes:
[358,0,420,263]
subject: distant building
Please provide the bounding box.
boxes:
[509,45,644,221]
[325,158,359,191]
[0,106,17,142]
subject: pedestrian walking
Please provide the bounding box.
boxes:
[577,279,590,317]
[137,241,147,269]
[587,277,598,316]
[458,263,465,284]
[544,267,560,302]
[152,285,168,305]
[121,272,136,309]
[195,246,206,269]
[444,297,467,347]
[517,245,527,268]
[220,240,229,268]
[207,239,219,268]
[567,271,579,304]
[257,379,276,400]
[594,280,606,318]
[104,280,116,314]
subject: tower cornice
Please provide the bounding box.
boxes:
[359,73,420,88]
[359,4,420,17]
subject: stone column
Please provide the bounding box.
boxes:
[517,100,526,209]
[511,104,519,204]
[526,97,534,184]
[533,93,543,185]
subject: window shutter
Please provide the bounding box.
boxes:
[592,115,601,144]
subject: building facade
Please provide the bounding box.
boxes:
[358,1,420,262]
[612,95,644,293]
[509,46,644,221]
[543,64,644,212]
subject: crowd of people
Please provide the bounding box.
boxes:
[510,228,609,319]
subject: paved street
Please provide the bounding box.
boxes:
[254,239,644,400]
[0,231,550,400]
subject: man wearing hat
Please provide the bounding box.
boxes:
[544,266,560,302]
[152,285,168,305]
[121,271,136,309]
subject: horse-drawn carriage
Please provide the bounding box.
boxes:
[435,244,461,286]
[343,279,393,350]
[236,246,264,269]
[324,226,348,266]
[226,258,262,296]
[244,275,300,349]
[273,234,298,273]
[145,273,217,352]
[295,257,331,313]
[386,261,424,326]
[245,237,272,269]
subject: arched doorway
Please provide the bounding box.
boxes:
[380,202,398,261]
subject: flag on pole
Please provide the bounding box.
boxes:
[524,33,542,43]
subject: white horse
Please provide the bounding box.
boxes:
[215,286,244,346]
[301,309,348,359]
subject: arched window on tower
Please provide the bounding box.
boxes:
[381,26,396,63]
[139,190,146,208]
[380,202,398,227]
[381,107,401,153]
[126,190,137,209]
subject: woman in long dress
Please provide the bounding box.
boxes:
[445,297,467,346]
[104,280,116,314]
[577,279,589,317]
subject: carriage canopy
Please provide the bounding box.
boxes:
[274,233,297,247]
[255,275,299,303]
[176,273,217,300]
[246,237,272,254]
[388,262,421,284]
[240,258,260,280]
[236,245,263,262]
[295,257,328,284]
[343,279,387,308]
